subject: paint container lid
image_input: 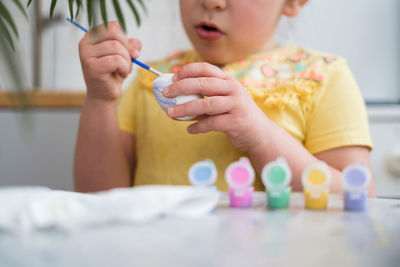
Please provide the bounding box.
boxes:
[261,157,292,190]
[342,163,371,192]
[188,159,218,187]
[225,157,255,189]
[302,162,332,191]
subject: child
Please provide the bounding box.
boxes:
[74,0,374,195]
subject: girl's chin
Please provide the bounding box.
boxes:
[196,49,234,66]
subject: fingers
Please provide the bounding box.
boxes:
[87,40,131,61]
[167,96,233,118]
[80,21,142,60]
[128,38,142,58]
[78,22,143,78]
[173,62,231,81]
[81,40,132,77]
[87,21,128,46]
[86,39,141,60]
[87,55,131,78]
[187,114,233,134]
[164,77,236,97]
[164,62,240,98]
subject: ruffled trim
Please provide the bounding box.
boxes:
[247,79,323,115]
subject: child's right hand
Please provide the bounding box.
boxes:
[79,22,142,102]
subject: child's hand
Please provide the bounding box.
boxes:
[79,22,142,102]
[163,62,270,152]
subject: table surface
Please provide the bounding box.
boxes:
[1,192,399,267]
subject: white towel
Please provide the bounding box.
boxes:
[0,185,220,233]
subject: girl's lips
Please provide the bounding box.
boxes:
[195,22,224,41]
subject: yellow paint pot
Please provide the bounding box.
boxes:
[304,188,329,209]
[302,162,331,210]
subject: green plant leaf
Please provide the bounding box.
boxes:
[126,0,140,27]
[27,0,33,7]
[112,0,126,32]
[0,1,19,38]
[86,0,100,30]
[0,17,15,51]
[12,0,28,19]
[68,0,74,20]
[136,0,147,14]
[99,0,108,28]
[75,0,82,18]
[87,0,93,26]
[49,0,57,18]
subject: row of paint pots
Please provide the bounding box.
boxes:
[188,157,371,212]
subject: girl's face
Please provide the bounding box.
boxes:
[180,0,290,65]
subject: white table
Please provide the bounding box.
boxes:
[0,192,399,267]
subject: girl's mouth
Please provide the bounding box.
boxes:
[195,22,224,41]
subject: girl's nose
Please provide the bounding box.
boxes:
[202,0,227,11]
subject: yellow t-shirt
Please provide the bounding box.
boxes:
[117,45,373,191]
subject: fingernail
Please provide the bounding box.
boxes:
[172,73,177,82]
[167,106,174,116]
[132,49,139,58]
[163,87,169,96]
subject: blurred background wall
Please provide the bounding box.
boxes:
[0,0,399,197]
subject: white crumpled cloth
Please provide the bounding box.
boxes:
[0,185,220,233]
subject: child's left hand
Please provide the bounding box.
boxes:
[163,62,270,152]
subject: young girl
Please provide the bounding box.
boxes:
[74,0,374,195]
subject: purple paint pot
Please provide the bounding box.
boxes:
[344,190,368,211]
[342,163,371,212]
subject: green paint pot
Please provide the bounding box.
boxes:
[267,187,291,209]
[262,157,292,209]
